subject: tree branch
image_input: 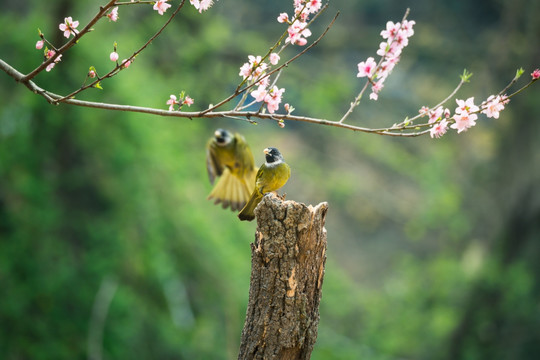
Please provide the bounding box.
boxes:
[23,0,119,82]
[53,0,186,103]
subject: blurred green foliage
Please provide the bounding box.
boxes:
[1,0,539,359]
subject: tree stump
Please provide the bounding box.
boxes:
[238,194,329,360]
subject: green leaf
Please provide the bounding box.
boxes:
[515,67,524,79]
[404,116,410,126]
[460,69,473,82]
[95,81,103,90]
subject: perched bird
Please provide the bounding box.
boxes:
[206,129,258,211]
[238,147,291,221]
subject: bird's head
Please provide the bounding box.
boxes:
[214,129,233,146]
[264,147,284,164]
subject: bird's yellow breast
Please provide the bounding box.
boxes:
[256,162,291,194]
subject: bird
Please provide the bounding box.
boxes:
[206,129,258,211]
[238,147,291,221]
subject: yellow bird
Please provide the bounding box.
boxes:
[238,147,291,221]
[206,129,258,211]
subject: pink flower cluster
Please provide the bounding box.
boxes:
[277,0,322,46]
[481,95,508,119]
[190,0,215,13]
[425,95,509,138]
[167,93,194,111]
[238,54,286,113]
[357,19,415,100]
[239,55,268,81]
[251,85,286,114]
[451,97,480,133]
[419,105,451,138]
[44,49,62,72]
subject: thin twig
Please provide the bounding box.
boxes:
[23,0,119,82]
[200,10,340,116]
[234,2,330,95]
[394,78,466,128]
[339,8,410,124]
[54,0,186,103]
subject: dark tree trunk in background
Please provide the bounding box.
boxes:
[238,194,329,360]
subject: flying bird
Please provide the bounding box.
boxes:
[206,129,258,211]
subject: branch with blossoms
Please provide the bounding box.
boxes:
[0,0,538,139]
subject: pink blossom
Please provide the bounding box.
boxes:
[391,32,408,50]
[239,63,252,79]
[167,95,178,111]
[357,57,377,78]
[88,70,96,78]
[376,42,389,57]
[428,106,444,124]
[451,112,478,133]
[380,57,398,75]
[110,51,119,62]
[107,7,119,22]
[269,53,280,65]
[59,17,79,38]
[45,50,62,72]
[306,0,322,13]
[183,96,194,106]
[532,68,540,80]
[121,59,131,68]
[190,0,214,13]
[418,106,430,116]
[380,21,400,41]
[369,79,384,100]
[256,76,270,88]
[36,40,44,50]
[277,13,289,23]
[239,55,267,81]
[293,0,321,17]
[455,97,479,115]
[430,119,449,139]
[481,95,507,119]
[154,0,172,15]
[286,20,311,46]
[265,86,285,114]
[251,85,268,102]
[400,20,416,37]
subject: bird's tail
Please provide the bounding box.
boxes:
[207,168,253,212]
[238,189,263,221]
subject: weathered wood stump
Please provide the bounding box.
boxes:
[238,194,329,360]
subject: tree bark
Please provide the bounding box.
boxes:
[238,194,329,360]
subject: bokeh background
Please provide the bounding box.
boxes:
[1,0,539,359]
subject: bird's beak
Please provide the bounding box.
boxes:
[263,148,270,155]
[214,130,221,138]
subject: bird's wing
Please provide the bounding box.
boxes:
[206,139,223,185]
[234,133,256,177]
